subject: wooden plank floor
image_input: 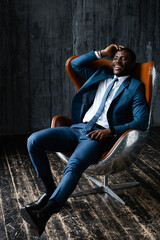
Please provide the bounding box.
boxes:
[0,127,160,240]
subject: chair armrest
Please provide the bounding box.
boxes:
[86,129,148,175]
[100,129,134,160]
[51,115,72,128]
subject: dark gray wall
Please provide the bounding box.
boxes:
[1,0,160,134]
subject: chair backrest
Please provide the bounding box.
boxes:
[65,56,153,108]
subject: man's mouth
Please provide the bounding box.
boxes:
[114,65,123,70]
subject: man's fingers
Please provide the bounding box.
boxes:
[94,132,101,140]
[90,131,99,139]
[86,131,95,137]
[118,45,125,50]
[114,44,119,49]
[87,130,101,140]
[87,130,105,141]
[109,44,125,50]
[87,129,110,141]
[119,45,125,48]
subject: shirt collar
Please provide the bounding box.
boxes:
[114,75,130,81]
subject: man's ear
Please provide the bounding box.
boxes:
[131,62,136,73]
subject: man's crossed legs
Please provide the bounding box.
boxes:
[21,123,115,236]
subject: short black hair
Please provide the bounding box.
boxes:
[114,47,136,62]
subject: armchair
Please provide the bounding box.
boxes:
[51,56,154,205]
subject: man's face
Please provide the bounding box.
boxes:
[112,50,135,77]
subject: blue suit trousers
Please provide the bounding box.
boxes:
[27,123,115,208]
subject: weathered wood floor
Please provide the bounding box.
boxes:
[0,127,160,240]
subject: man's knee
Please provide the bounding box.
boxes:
[27,132,40,152]
[64,158,86,179]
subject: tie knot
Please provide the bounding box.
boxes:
[114,77,118,82]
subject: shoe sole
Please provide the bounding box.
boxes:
[20,207,37,229]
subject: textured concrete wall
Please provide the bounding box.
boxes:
[0,0,160,134]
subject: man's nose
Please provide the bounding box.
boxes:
[115,58,122,63]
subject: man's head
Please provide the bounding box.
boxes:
[112,48,136,77]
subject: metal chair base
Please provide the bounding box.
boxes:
[72,175,139,205]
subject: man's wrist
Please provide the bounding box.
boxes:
[109,127,115,135]
[100,49,107,58]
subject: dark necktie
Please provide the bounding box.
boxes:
[85,77,118,132]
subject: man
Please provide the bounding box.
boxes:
[20,44,149,236]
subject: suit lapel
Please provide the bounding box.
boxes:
[78,67,114,94]
[112,77,131,101]
[77,67,132,102]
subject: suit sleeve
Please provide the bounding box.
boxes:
[113,84,149,136]
[71,50,98,80]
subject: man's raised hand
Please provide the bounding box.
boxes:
[101,44,124,58]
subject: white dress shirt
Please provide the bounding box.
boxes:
[82,51,129,129]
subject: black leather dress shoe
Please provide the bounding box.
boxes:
[20,207,46,237]
[22,193,49,212]
[20,193,49,234]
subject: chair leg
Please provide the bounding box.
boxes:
[72,175,139,205]
[109,182,139,190]
[89,176,125,205]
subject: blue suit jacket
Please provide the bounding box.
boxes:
[70,50,149,138]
